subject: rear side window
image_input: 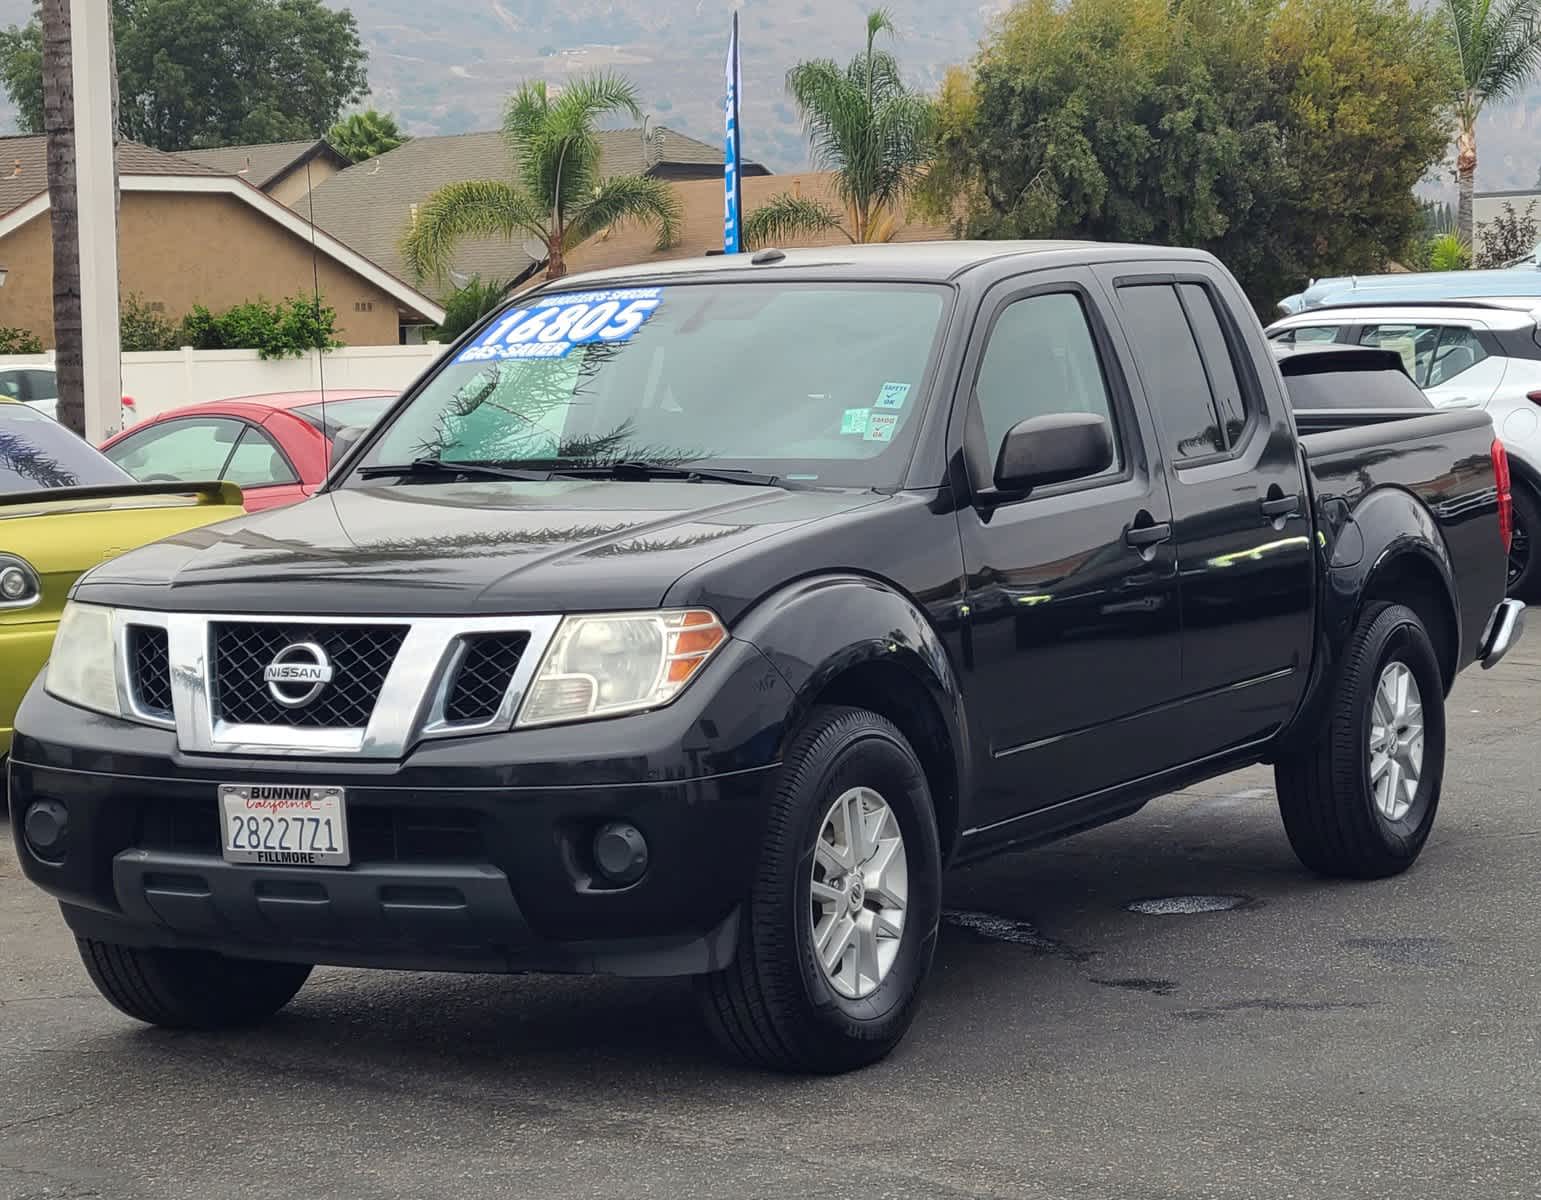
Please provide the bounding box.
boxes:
[1178,283,1247,442]
[1352,323,1490,387]
[1115,284,1225,459]
[221,427,299,486]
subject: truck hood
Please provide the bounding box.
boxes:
[73,479,883,616]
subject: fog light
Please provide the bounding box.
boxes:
[23,799,68,857]
[0,566,27,600]
[592,821,648,885]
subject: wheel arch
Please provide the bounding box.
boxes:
[731,574,972,860]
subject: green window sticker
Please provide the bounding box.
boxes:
[840,407,870,435]
[875,381,911,409]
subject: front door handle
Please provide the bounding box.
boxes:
[1125,522,1173,548]
[1260,494,1300,519]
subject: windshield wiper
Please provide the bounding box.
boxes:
[553,461,786,487]
[358,457,553,482]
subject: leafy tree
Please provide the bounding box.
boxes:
[328,109,409,164]
[922,0,1455,309]
[0,327,43,353]
[401,73,681,283]
[744,11,935,247]
[178,295,341,360]
[119,293,180,351]
[0,0,367,151]
[1443,0,1541,248]
[1476,199,1540,265]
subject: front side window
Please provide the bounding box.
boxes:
[23,369,57,401]
[0,403,132,494]
[104,417,244,482]
[973,291,1121,471]
[1270,325,1341,347]
[353,283,950,487]
[221,428,299,487]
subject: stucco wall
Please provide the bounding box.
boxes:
[0,190,404,347]
[267,158,343,209]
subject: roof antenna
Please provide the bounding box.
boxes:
[304,155,328,455]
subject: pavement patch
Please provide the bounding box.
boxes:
[1126,895,1252,915]
[942,909,1093,960]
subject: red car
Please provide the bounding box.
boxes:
[99,389,397,512]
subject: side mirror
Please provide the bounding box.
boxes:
[993,412,1113,494]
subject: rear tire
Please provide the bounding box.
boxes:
[1275,603,1445,879]
[1507,482,1541,601]
[697,705,942,1073]
[77,938,311,1030]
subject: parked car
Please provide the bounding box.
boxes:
[100,390,396,512]
[1266,301,1541,598]
[8,243,1521,1073]
[0,364,140,427]
[1276,264,1541,315]
[0,400,244,786]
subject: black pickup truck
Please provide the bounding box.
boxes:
[9,243,1524,1073]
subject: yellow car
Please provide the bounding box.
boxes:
[1,401,244,767]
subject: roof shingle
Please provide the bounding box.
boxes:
[303,126,760,299]
[0,134,227,216]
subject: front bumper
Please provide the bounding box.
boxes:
[7,641,793,976]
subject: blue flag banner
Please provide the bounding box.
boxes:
[724,10,744,254]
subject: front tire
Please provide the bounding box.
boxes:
[697,705,942,1073]
[1275,603,1445,879]
[77,938,312,1030]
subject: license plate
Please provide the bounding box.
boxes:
[219,784,350,867]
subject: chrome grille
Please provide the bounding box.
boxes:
[211,622,408,729]
[129,626,172,716]
[445,633,531,724]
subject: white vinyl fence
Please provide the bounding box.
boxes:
[1,344,448,421]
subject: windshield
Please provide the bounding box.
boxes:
[293,395,396,442]
[0,403,133,495]
[351,282,950,487]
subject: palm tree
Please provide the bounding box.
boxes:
[1444,0,1541,248]
[744,10,934,248]
[39,0,83,436]
[327,109,409,164]
[401,74,681,284]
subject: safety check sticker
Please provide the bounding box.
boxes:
[875,381,911,409]
[455,287,664,363]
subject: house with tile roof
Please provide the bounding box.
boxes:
[305,125,769,300]
[179,139,351,208]
[0,134,443,348]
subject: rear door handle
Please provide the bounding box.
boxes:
[1125,522,1173,548]
[1260,494,1300,518]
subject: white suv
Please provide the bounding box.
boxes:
[1267,301,1541,597]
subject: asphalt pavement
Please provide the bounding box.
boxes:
[4,645,1540,1200]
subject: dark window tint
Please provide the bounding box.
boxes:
[974,291,1120,469]
[222,428,299,486]
[1116,284,1224,459]
[0,403,133,493]
[1178,283,1248,443]
[104,417,243,482]
[1284,369,1433,411]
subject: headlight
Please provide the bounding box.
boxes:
[516,609,728,727]
[0,554,41,608]
[45,602,122,717]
